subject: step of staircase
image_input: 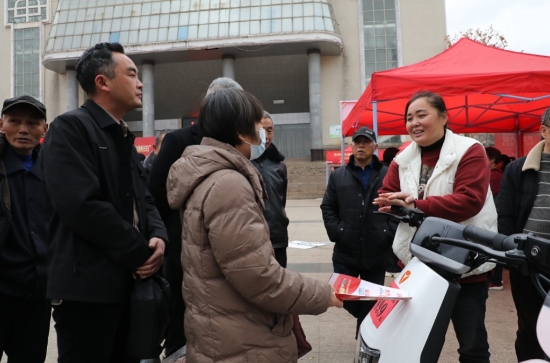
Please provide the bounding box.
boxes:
[285,158,329,199]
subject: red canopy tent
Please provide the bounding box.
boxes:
[342,38,550,157]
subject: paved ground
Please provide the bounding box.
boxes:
[3,199,519,363]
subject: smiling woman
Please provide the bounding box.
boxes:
[374,91,498,363]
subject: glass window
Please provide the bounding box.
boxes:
[229,22,239,36]
[13,27,41,98]
[208,23,218,38]
[219,9,229,22]
[219,22,228,37]
[178,26,188,40]
[148,28,158,42]
[292,17,302,32]
[188,25,198,39]
[158,27,168,41]
[150,15,160,28]
[197,24,208,39]
[304,16,314,31]
[281,4,291,17]
[239,21,250,35]
[281,18,291,31]
[292,4,302,17]
[250,6,260,20]
[209,9,219,23]
[110,31,120,43]
[199,11,208,24]
[151,1,161,14]
[168,27,178,41]
[363,0,397,80]
[250,20,260,34]
[179,12,189,25]
[189,12,199,25]
[240,7,250,21]
[161,1,170,13]
[113,5,123,17]
[138,29,149,42]
[118,31,128,44]
[7,0,47,23]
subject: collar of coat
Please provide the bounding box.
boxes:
[395,129,459,170]
[256,143,285,163]
[168,137,267,210]
[522,140,546,172]
[347,153,383,170]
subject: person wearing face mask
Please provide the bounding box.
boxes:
[321,126,398,337]
[374,91,497,363]
[166,88,342,363]
[250,111,289,268]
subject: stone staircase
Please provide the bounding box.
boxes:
[285,158,329,199]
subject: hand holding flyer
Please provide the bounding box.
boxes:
[328,273,412,301]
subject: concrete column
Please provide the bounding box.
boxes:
[142,61,155,137]
[222,54,235,79]
[66,66,78,111]
[308,49,323,161]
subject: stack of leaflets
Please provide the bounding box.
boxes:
[329,273,412,301]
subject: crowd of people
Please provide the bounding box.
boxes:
[0,41,546,363]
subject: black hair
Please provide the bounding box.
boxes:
[76,42,125,95]
[500,154,511,170]
[485,146,501,163]
[382,147,399,165]
[199,88,263,147]
[405,91,448,129]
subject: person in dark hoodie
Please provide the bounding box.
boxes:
[321,126,398,335]
[251,111,289,267]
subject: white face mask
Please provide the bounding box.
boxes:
[244,128,266,160]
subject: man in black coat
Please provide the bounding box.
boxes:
[0,96,50,363]
[147,77,242,356]
[251,111,289,267]
[497,109,550,361]
[321,126,397,334]
[42,43,168,363]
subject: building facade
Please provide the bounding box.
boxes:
[0,0,446,159]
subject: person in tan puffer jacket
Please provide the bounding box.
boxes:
[167,88,342,363]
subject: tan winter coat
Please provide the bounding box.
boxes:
[167,137,331,363]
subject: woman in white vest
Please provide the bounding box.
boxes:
[373,91,497,363]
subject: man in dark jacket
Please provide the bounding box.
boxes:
[321,126,397,333]
[497,109,550,361]
[147,77,242,356]
[42,42,168,362]
[0,96,50,363]
[251,111,289,267]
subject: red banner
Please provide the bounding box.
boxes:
[134,137,155,156]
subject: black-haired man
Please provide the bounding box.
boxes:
[0,95,50,363]
[42,43,167,362]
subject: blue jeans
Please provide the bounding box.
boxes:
[332,263,386,336]
[451,281,490,363]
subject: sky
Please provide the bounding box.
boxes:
[445,0,550,56]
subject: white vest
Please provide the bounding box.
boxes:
[393,130,496,277]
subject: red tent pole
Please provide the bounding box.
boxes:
[515,115,520,158]
[339,101,345,165]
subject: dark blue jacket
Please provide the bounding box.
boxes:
[321,154,397,269]
[0,137,49,299]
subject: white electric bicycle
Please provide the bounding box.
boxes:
[355,207,550,363]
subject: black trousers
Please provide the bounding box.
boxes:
[53,300,139,363]
[0,294,51,363]
[332,263,386,335]
[451,281,490,363]
[509,268,546,361]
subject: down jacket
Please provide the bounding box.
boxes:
[167,137,330,363]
